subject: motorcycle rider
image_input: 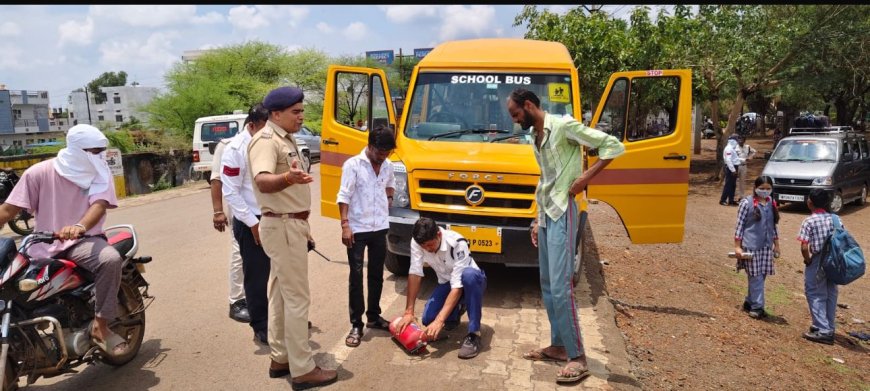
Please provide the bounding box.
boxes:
[0,124,127,356]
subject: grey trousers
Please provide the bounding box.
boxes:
[59,236,124,320]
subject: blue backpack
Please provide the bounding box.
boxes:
[820,214,865,285]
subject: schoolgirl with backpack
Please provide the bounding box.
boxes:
[798,188,866,345]
[733,176,781,319]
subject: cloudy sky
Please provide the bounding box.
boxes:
[0,5,647,110]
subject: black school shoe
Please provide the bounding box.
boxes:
[458,333,481,359]
[803,330,834,345]
[748,308,768,319]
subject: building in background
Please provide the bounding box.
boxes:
[68,85,159,130]
[0,84,67,150]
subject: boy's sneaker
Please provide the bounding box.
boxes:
[458,333,481,359]
[803,330,834,345]
[741,301,751,312]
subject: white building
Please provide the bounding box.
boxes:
[68,85,160,130]
[0,84,67,149]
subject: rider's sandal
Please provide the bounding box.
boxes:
[522,347,564,362]
[90,322,129,356]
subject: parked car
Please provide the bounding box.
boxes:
[295,126,321,161]
[761,126,869,213]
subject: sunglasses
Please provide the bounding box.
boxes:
[83,147,107,155]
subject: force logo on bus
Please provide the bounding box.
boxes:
[451,75,532,85]
[465,185,485,206]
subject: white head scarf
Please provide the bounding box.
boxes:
[53,124,111,195]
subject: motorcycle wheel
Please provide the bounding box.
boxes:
[7,211,33,236]
[100,281,146,366]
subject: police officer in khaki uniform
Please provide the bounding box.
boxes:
[247,86,338,389]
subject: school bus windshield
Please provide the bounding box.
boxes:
[403,72,574,144]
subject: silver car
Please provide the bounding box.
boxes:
[761,127,869,213]
[295,126,321,161]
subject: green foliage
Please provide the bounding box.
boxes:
[104,129,135,153]
[87,71,128,104]
[29,144,64,155]
[144,41,331,141]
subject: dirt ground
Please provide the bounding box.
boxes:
[585,135,870,390]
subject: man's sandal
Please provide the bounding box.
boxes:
[556,361,590,383]
[92,331,129,356]
[345,327,363,347]
[522,347,565,362]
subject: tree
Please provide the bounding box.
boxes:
[87,71,128,104]
[515,6,630,113]
[143,41,330,140]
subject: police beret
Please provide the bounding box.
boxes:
[263,86,304,111]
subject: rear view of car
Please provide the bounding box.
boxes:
[191,113,245,181]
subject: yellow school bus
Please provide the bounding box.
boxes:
[320,39,691,282]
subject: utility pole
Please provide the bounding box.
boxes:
[84,86,93,125]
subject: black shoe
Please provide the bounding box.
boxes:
[365,316,390,331]
[254,330,268,345]
[458,333,481,359]
[444,321,460,331]
[748,309,768,319]
[803,330,834,345]
[229,300,251,323]
[720,201,729,206]
[742,301,751,312]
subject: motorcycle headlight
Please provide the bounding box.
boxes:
[812,177,832,186]
[392,161,410,208]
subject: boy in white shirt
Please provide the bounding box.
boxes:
[394,217,488,359]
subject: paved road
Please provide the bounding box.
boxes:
[14,164,637,391]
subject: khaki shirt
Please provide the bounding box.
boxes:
[247,120,311,214]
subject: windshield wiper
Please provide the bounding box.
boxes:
[429,128,509,141]
[489,134,524,143]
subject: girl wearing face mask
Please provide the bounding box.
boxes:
[733,175,781,319]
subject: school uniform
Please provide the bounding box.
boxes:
[798,209,839,336]
[409,228,487,333]
[734,196,778,311]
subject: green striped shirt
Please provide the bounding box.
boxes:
[533,113,625,226]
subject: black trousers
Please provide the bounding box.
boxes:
[347,229,388,328]
[233,217,270,334]
[720,168,738,203]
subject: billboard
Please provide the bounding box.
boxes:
[414,48,433,59]
[366,50,394,65]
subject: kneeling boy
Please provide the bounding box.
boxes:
[395,217,487,359]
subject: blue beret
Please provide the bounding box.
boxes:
[263,86,304,111]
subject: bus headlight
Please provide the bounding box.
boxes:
[392,161,410,208]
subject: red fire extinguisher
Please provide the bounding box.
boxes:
[389,316,429,354]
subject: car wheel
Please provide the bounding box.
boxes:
[830,191,844,214]
[385,251,410,276]
[856,184,868,206]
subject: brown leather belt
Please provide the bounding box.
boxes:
[262,211,310,220]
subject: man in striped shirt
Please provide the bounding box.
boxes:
[508,88,624,384]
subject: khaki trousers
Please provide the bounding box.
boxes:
[259,215,315,376]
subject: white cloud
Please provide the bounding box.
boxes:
[90,5,198,28]
[0,22,21,37]
[439,5,496,41]
[99,31,179,68]
[228,6,270,30]
[316,22,333,34]
[286,45,301,53]
[193,11,224,25]
[0,44,24,70]
[380,5,437,23]
[57,17,94,47]
[343,22,367,41]
[255,5,309,28]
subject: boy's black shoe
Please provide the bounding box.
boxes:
[803,330,834,345]
[748,309,768,319]
[229,299,251,323]
[458,333,481,359]
[741,301,751,312]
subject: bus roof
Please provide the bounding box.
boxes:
[418,39,575,70]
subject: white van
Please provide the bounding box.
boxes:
[190,111,311,181]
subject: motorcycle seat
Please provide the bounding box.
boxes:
[108,232,134,258]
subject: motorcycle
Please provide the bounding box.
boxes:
[0,169,35,236]
[0,225,153,390]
